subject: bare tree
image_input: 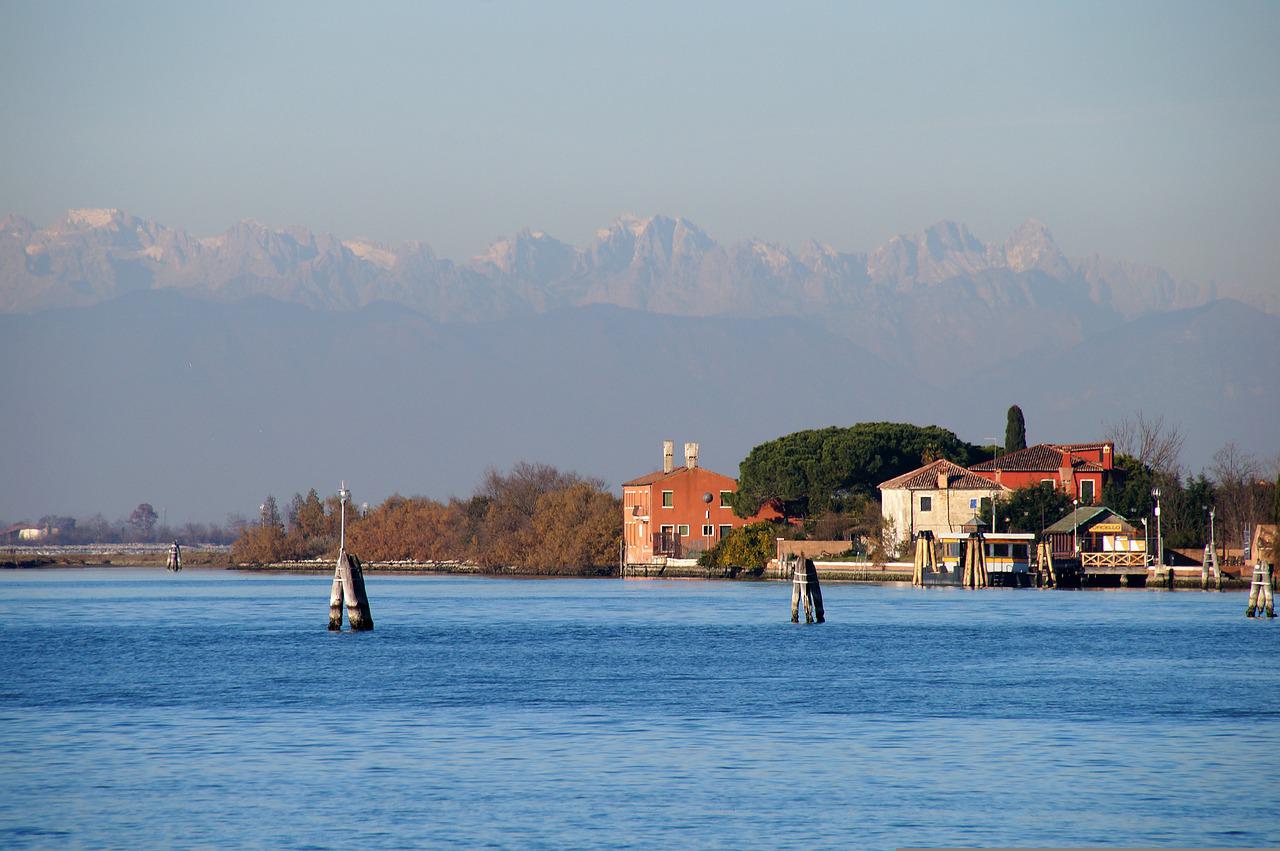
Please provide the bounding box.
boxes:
[1105,411,1185,477]
[1209,441,1262,551]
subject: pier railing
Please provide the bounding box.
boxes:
[1081,551,1150,569]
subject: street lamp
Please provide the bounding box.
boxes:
[1205,504,1216,560]
[1152,487,1163,567]
[1072,498,1080,554]
[338,481,351,553]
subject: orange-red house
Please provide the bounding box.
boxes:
[969,442,1116,504]
[622,441,781,564]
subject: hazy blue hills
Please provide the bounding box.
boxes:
[2,290,1275,520]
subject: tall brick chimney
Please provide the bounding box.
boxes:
[1059,448,1075,493]
[685,442,699,469]
[663,440,674,474]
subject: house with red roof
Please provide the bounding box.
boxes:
[622,441,781,564]
[968,442,1117,504]
[878,458,1011,548]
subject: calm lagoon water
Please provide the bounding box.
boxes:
[1,568,1277,849]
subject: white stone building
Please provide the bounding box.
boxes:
[879,459,1011,548]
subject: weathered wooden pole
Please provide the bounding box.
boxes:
[790,555,804,623]
[804,557,825,624]
[166,541,182,573]
[1247,561,1275,618]
[341,552,374,631]
[912,534,925,587]
[328,565,345,630]
[1267,564,1277,617]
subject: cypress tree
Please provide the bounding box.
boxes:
[1005,405,1027,453]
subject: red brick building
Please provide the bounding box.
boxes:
[969,442,1116,504]
[622,441,780,564]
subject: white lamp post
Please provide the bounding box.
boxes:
[1072,498,1080,554]
[338,481,350,553]
[1152,487,1163,567]
[1207,505,1215,560]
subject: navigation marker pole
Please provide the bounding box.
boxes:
[1246,559,1275,619]
[790,555,825,624]
[328,480,374,631]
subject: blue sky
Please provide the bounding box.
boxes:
[2,0,1277,296]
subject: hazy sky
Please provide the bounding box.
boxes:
[3,0,1278,296]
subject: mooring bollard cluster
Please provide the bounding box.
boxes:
[961,532,988,588]
[1245,560,1275,619]
[789,555,824,624]
[911,531,939,587]
[328,550,374,631]
[1034,541,1054,587]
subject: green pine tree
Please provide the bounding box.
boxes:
[1005,405,1027,453]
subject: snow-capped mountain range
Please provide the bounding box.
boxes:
[2,207,1231,373]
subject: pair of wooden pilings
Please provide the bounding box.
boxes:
[1245,561,1275,619]
[1200,544,1223,591]
[911,532,940,587]
[1035,541,1055,588]
[329,550,374,631]
[789,555,824,624]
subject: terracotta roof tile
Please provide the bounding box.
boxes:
[970,444,1104,473]
[621,466,735,487]
[879,458,1007,491]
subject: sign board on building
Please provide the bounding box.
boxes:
[1092,523,1122,533]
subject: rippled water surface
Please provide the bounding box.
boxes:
[2,569,1277,849]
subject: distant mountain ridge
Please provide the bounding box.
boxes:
[0,207,1232,371]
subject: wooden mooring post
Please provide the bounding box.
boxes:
[328,550,374,631]
[1035,541,1055,588]
[1245,560,1275,619]
[165,541,182,573]
[911,532,938,587]
[1201,544,1222,591]
[327,481,374,631]
[961,533,989,588]
[789,556,825,624]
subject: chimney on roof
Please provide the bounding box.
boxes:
[1059,448,1075,491]
[663,440,674,474]
[685,442,699,469]
[937,472,950,490]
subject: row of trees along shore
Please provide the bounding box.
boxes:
[226,412,1278,572]
[231,463,622,574]
[3,505,241,546]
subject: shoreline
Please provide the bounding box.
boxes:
[1,552,1257,590]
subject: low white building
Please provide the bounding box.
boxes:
[879,459,1011,548]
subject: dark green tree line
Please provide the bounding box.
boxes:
[731,422,984,518]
